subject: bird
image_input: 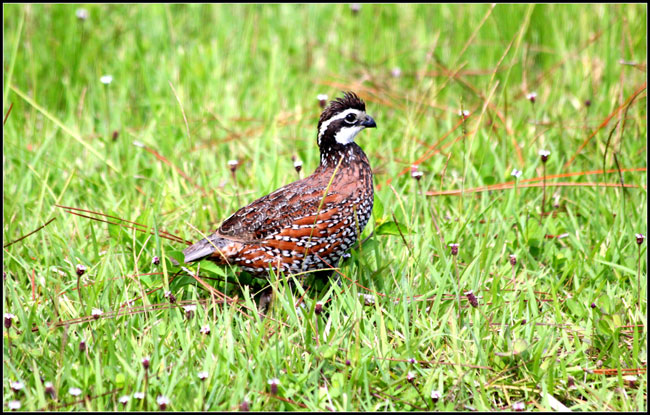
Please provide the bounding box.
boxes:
[183,92,376,280]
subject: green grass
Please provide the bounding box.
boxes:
[3,3,647,411]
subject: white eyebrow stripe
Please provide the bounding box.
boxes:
[318,109,363,143]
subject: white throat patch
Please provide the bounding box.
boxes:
[334,125,364,145]
[318,108,364,145]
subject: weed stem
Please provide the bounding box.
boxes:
[638,244,642,309]
[542,163,546,217]
[454,256,463,328]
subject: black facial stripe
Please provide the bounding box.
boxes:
[324,119,346,139]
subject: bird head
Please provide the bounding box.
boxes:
[316,91,377,149]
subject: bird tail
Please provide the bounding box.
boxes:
[182,234,242,264]
[183,238,215,263]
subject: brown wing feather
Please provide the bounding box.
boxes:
[217,171,341,242]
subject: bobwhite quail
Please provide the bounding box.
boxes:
[183,92,376,278]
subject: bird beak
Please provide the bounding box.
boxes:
[361,115,377,128]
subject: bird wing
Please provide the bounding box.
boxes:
[217,173,344,242]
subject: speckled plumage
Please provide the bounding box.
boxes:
[184,92,376,276]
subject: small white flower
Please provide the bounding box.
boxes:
[10,381,24,391]
[538,149,550,157]
[75,8,88,20]
[360,293,375,306]
[268,377,280,395]
[184,304,197,319]
[526,91,537,101]
[133,392,145,400]
[198,371,209,380]
[69,387,82,396]
[511,168,522,178]
[91,308,103,318]
[316,94,328,102]
[200,325,211,335]
[406,372,415,381]
[391,67,402,78]
[458,109,470,118]
[118,395,130,405]
[350,3,361,12]
[410,164,423,180]
[293,159,303,169]
[227,159,238,167]
[157,395,169,409]
[100,75,113,85]
[4,313,16,328]
[407,357,417,364]
[8,401,20,411]
[430,390,442,401]
[512,401,525,411]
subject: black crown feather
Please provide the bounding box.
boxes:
[318,91,366,131]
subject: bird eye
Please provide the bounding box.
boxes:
[345,113,357,123]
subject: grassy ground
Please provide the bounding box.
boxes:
[3,3,647,411]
